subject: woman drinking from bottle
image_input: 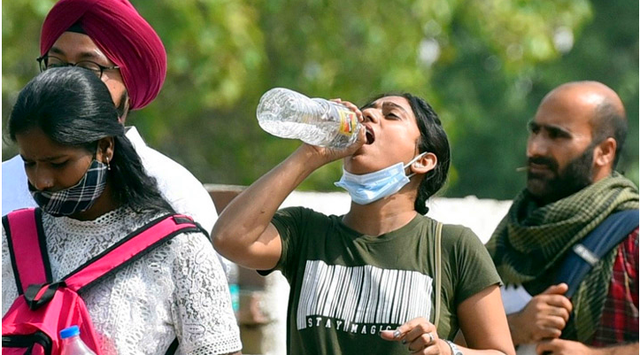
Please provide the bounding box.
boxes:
[212,93,515,355]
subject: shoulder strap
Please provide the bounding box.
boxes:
[165,338,179,355]
[63,214,201,292]
[3,208,52,295]
[556,209,639,297]
[434,222,443,327]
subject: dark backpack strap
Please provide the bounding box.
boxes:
[23,281,65,310]
[3,208,51,295]
[62,214,201,292]
[556,209,639,297]
[165,338,179,355]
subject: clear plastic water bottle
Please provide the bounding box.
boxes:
[256,88,362,149]
[59,326,96,355]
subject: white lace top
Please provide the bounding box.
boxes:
[2,208,242,355]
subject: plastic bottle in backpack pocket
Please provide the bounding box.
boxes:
[256,88,362,149]
[60,326,96,355]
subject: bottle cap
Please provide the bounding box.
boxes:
[60,325,80,339]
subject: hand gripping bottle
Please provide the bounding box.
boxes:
[256,88,362,148]
[59,326,96,355]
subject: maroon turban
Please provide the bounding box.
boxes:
[40,0,167,110]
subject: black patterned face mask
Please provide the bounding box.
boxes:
[28,159,108,216]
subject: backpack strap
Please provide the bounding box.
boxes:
[24,214,202,309]
[165,338,179,355]
[433,222,443,328]
[555,209,639,297]
[64,214,201,292]
[2,208,52,295]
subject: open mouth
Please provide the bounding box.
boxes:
[365,126,375,145]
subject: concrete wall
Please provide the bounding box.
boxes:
[206,184,512,355]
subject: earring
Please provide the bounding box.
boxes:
[106,157,111,171]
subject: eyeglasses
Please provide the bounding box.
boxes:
[36,55,119,78]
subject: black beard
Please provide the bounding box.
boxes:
[526,144,595,206]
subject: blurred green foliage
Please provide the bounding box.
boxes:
[3,0,638,199]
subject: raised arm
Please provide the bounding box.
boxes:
[212,145,328,270]
[212,102,364,270]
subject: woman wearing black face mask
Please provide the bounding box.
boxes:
[2,67,242,355]
[213,94,515,355]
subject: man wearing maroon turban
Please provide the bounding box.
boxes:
[2,1,243,354]
[38,0,167,115]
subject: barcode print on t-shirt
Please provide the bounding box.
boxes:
[296,260,433,331]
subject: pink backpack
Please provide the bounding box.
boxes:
[2,208,202,355]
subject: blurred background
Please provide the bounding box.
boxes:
[3,0,639,199]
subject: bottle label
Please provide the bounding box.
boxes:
[338,110,358,136]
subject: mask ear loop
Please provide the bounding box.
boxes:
[405,152,428,178]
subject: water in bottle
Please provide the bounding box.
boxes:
[60,325,96,355]
[256,88,362,149]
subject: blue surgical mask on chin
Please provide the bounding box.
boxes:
[334,152,427,205]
